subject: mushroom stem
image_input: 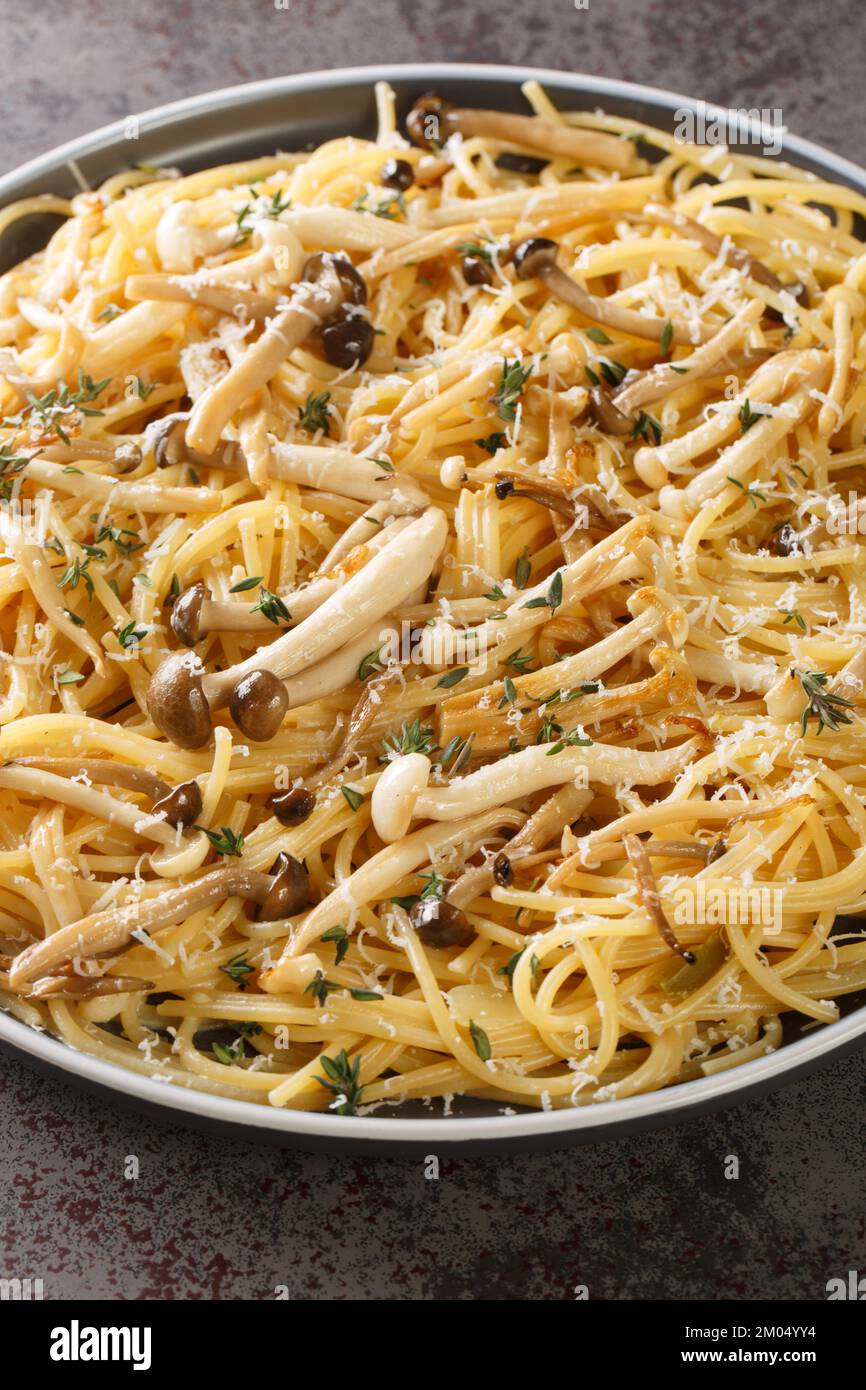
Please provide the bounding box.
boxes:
[200,507,447,703]
[8,757,169,800]
[170,519,412,646]
[643,203,784,292]
[268,441,429,512]
[126,273,280,322]
[186,263,346,455]
[9,854,307,989]
[623,832,695,963]
[0,765,182,846]
[372,737,699,844]
[407,95,635,173]
[446,783,592,910]
[613,299,765,414]
[511,237,713,344]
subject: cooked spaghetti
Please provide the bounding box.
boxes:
[1,81,866,1115]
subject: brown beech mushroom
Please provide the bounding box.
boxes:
[8,854,310,990]
[259,851,309,919]
[271,786,317,826]
[3,757,202,830]
[511,237,712,344]
[147,507,449,747]
[406,94,635,174]
[409,896,475,948]
[147,410,243,471]
[228,669,290,742]
[185,253,365,455]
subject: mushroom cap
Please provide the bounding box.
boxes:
[271,786,317,827]
[492,852,514,887]
[148,411,190,468]
[511,237,559,281]
[170,582,207,646]
[588,387,633,436]
[381,158,414,191]
[409,897,474,948]
[406,92,455,148]
[151,778,203,828]
[146,651,212,749]
[228,668,289,742]
[461,255,493,287]
[302,252,368,309]
[259,851,309,920]
[494,478,515,500]
[320,312,375,369]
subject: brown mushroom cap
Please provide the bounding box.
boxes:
[409,897,475,947]
[151,778,203,828]
[302,252,368,309]
[228,668,289,742]
[406,93,457,149]
[170,582,207,646]
[259,851,309,920]
[588,386,633,436]
[320,312,375,369]
[462,255,493,287]
[511,237,559,281]
[146,652,213,749]
[492,852,514,887]
[271,786,317,826]
[150,412,191,468]
[381,157,414,191]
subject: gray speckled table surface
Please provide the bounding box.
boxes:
[2,0,866,1302]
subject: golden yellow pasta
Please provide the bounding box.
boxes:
[1,80,865,1116]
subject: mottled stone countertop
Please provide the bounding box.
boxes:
[1,0,865,1301]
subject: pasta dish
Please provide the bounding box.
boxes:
[1,80,865,1117]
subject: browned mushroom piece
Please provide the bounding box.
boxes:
[493,474,576,519]
[170,582,207,646]
[302,252,374,368]
[588,386,633,435]
[409,897,475,948]
[271,786,317,826]
[228,668,290,742]
[381,157,414,191]
[259,851,309,920]
[302,252,368,307]
[151,778,203,828]
[462,255,493,287]
[149,411,242,471]
[764,280,810,324]
[510,237,710,345]
[146,651,213,749]
[492,852,514,886]
[405,93,634,173]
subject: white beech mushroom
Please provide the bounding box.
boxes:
[510,238,714,345]
[7,757,202,827]
[9,853,309,989]
[21,455,220,514]
[267,442,429,512]
[406,94,635,174]
[146,507,448,747]
[371,737,699,844]
[185,254,365,455]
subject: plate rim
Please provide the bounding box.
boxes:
[2,60,865,1146]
